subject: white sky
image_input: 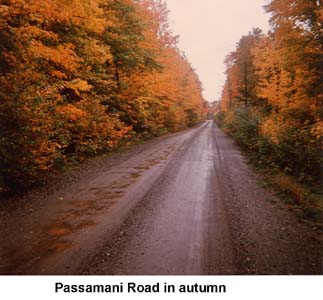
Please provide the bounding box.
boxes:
[165,0,271,102]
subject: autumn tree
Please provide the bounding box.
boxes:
[0,0,205,191]
[220,28,263,110]
[218,0,323,186]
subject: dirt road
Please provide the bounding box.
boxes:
[0,121,321,274]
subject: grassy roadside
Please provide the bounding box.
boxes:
[214,110,323,228]
[256,170,322,225]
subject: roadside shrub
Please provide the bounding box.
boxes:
[271,173,308,205]
[217,106,323,187]
[214,111,226,127]
[216,107,260,150]
[274,127,323,185]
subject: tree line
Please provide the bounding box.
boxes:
[0,0,206,191]
[217,0,323,204]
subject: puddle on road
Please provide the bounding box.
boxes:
[2,150,176,274]
[46,218,97,238]
[48,226,71,237]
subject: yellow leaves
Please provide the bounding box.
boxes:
[311,121,323,147]
[29,41,81,72]
[0,4,10,18]
[56,104,86,121]
[259,117,283,144]
[29,141,59,171]
[16,25,58,42]
[76,0,107,34]
[51,70,67,79]
[253,35,303,110]
[271,173,307,205]
[64,79,93,96]
[1,0,206,191]
[23,0,107,33]
[94,78,117,88]
[83,39,113,66]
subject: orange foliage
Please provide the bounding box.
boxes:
[218,0,323,186]
[0,0,205,190]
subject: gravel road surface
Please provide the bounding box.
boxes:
[0,121,321,274]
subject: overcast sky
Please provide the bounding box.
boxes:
[165,0,271,102]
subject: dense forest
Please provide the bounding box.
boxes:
[0,0,206,191]
[217,0,323,206]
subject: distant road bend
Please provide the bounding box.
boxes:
[0,121,321,275]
